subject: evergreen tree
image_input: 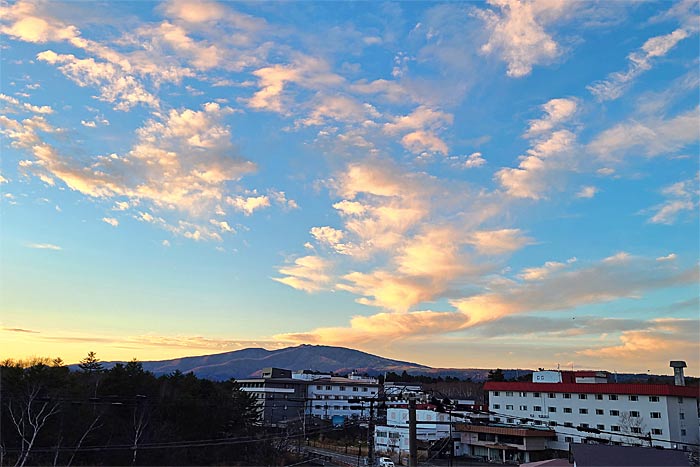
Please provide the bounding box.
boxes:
[78,351,104,374]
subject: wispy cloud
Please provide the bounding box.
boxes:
[647,177,698,225]
[26,242,62,250]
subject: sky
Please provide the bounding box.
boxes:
[1,0,698,375]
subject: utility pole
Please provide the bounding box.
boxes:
[367,400,375,466]
[408,395,417,467]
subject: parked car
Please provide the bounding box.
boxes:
[377,457,395,467]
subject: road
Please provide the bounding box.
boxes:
[299,446,491,467]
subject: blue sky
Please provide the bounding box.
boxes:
[1,0,698,374]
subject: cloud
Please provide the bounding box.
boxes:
[0,93,53,114]
[467,229,534,255]
[474,0,570,78]
[247,56,344,114]
[384,106,453,155]
[273,255,332,293]
[647,177,698,225]
[588,28,692,101]
[162,240,171,247]
[587,107,700,160]
[577,319,700,370]
[3,100,259,225]
[525,98,577,137]
[37,50,160,111]
[227,194,270,215]
[310,226,345,248]
[2,327,40,333]
[496,98,579,199]
[656,253,677,262]
[26,242,62,250]
[102,217,119,227]
[452,252,698,325]
[576,186,598,199]
[518,259,572,281]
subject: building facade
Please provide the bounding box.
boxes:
[306,374,379,420]
[484,368,699,452]
[237,368,309,426]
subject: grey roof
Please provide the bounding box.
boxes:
[572,444,690,467]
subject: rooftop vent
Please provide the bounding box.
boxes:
[669,361,686,386]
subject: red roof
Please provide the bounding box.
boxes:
[484,381,699,398]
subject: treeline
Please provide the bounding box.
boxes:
[382,370,469,384]
[0,353,291,466]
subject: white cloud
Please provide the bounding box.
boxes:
[273,255,332,293]
[576,186,598,199]
[656,253,677,262]
[467,228,534,255]
[26,242,62,250]
[226,194,270,215]
[588,107,699,160]
[102,217,119,227]
[37,50,160,111]
[525,98,577,137]
[474,0,570,78]
[648,178,698,225]
[588,28,691,101]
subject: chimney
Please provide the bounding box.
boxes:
[670,361,687,386]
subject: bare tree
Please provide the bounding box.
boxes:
[618,412,646,446]
[131,403,150,465]
[66,414,102,467]
[7,387,60,467]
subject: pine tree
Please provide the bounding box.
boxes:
[78,351,104,374]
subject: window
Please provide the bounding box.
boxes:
[564,407,572,413]
[629,411,640,417]
[506,391,514,397]
[611,426,620,432]
[534,406,542,412]
[564,422,573,428]
[609,410,619,416]
[533,392,541,397]
[493,391,500,396]
[340,386,346,391]
[681,429,687,436]
[595,394,603,400]
[650,412,661,419]
[326,386,331,390]
[549,407,557,413]
[596,409,604,415]
[579,394,587,400]
[519,392,527,397]
[507,418,514,424]
[363,387,368,392]
[506,404,514,410]
[563,393,571,399]
[377,431,387,438]
[628,395,638,401]
[649,396,659,402]
[519,405,528,411]
[597,424,605,430]
[549,421,558,427]
[580,423,589,428]
[533,420,542,425]
[652,429,662,435]
[631,427,641,434]
[478,433,496,442]
[492,417,501,423]
[564,436,574,443]
[680,413,685,420]
[678,397,683,403]
[608,394,618,401]
[317,385,323,390]
[548,393,556,398]
[579,408,588,414]
[494,404,501,409]
[353,387,358,392]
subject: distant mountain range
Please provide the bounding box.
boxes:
[75,344,686,384]
[81,344,525,381]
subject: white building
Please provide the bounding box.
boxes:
[374,406,453,457]
[306,374,379,420]
[484,366,699,452]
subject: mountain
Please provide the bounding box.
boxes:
[87,345,436,381]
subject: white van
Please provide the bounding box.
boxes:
[377,457,395,467]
